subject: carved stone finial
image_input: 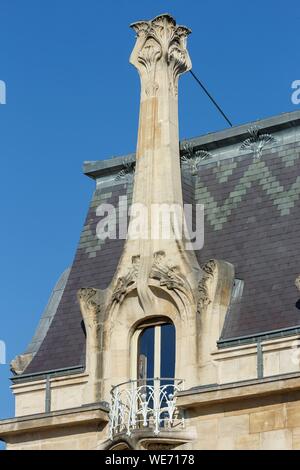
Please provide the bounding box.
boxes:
[112,256,140,303]
[130,13,192,97]
[296,276,300,292]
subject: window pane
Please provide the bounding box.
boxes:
[160,323,175,380]
[138,326,154,383]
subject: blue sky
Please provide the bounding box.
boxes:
[0,0,299,430]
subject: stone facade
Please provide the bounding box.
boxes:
[1,14,300,450]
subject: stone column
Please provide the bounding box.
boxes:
[103,15,205,393]
[123,14,200,315]
[130,13,192,208]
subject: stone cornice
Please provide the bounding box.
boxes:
[176,371,300,409]
[0,403,109,439]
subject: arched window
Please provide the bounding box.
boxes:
[136,319,176,386]
[109,319,182,438]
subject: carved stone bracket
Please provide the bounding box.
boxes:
[77,287,105,331]
[197,260,217,313]
[112,256,140,303]
[78,287,102,314]
[77,287,105,403]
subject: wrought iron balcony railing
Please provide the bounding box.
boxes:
[109,378,184,439]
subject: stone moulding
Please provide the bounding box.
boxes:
[0,404,109,441]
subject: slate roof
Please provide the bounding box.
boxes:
[24,267,71,357]
[23,111,300,376]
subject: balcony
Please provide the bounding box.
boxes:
[109,378,184,439]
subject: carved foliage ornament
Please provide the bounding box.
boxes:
[240,125,277,161]
[112,251,192,304]
[78,287,101,312]
[112,256,140,303]
[130,14,192,97]
[78,287,103,330]
[197,259,217,313]
[150,250,187,291]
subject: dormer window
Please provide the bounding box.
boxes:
[136,319,176,386]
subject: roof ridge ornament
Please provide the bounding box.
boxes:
[240,125,277,161]
[180,141,212,174]
[115,160,136,182]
